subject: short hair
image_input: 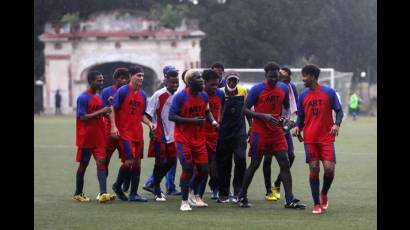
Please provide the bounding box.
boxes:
[281,67,292,76]
[202,69,220,82]
[302,64,321,79]
[181,69,188,83]
[211,63,224,70]
[184,69,200,84]
[128,66,144,75]
[166,70,178,78]
[113,68,129,79]
[264,62,280,72]
[87,71,102,84]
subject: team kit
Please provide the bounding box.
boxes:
[73,62,343,214]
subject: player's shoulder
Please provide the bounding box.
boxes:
[216,88,225,97]
[249,81,266,93]
[276,82,288,92]
[78,91,91,100]
[300,88,310,97]
[199,90,209,101]
[320,85,336,94]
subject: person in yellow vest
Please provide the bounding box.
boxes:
[349,92,359,121]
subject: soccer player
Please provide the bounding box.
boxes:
[291,64,343,214]
[110,66,156,202]
[237,62,305,209]
[143,65,182,196]
[262,67,298,201]
[145,69,180,201]
[169,69,219,211]
[73,70,116,203]
[101,68,130,182]
[194,69,224,200]
[212,63,226,88]
[215,71,248,203]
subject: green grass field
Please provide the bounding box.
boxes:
[34,116,376,230]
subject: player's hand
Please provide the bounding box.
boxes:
[330,124,340,136]
[192,116,206,125]
[124,159,133,168]
[102,106,111,115]
[107,96,113,105]
[149,129,156,140]
[262,114,279,125]
[212,120,219,129]
[111,126,120,139]
[291,127,300,137]
[149,122,157,131]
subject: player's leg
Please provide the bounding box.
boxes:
[112,139,132,201]
[305,143,322,214]
[104,136,116,178]
[165,160,180,195]
[232,135,247,202]
[93,147,116,203]
[177,142,194,211]
[190,144,209,207]
[319,143,336,210]
[262,153,277,201]
[143,141,160,195]
[273,133,295,199]
[73,148,92,202]
[216,139,233,203]
[128,141,147,202]
[237,157,261,207]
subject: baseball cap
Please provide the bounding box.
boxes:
[163,65,178,76]
[225,71,240,81]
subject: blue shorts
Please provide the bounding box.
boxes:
[285,132,294,153]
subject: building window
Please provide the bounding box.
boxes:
[171,41,177,47]
[192,41,196,47]
[54,43,62,50]
[115,42,121,49]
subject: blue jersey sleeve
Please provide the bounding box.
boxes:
[245,83,264,108]
[169,91,185,117]
[101,87,111,107]
[199,91,209,104]
[323,86,344,125]
[112,85,128,109]
[278,82,290,110]
[296,89,309,128]
[76,94,89,118]
[140,89,147,112]
[216,89,225,106]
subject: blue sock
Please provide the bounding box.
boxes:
[130,168,141,195]
[75,163,87,195]
[114,164,128,187]
[97,165,107,194]
[309,173,320,205]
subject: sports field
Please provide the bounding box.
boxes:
[34,115,376,230]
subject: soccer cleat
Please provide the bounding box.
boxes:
[73,193,91,202]
[128,193,148,202]
[96,193,115,203]
[194,195,208,207]
[211,190,219,200]
[180,200,192,211]
[284,198,306,209]
[271,185,281,200]
[231,196,239,203]
[312,204,322,214]
[166,189,182,196]
[112,183,128,201]
[238,197,252,208]
[265,192,278,201]
[216,196,230,203]
[155,194,167,202]
[320,194,328,210]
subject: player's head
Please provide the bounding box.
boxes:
[279,67,292,84]
[87,70,104,90]
[113,67,130,87]
[164,70,179,94]
[301,64,320,88]
[185,69,203,92]
[163,65,178,78]
[225,71,240,92]
[264,62,280,87]
[202,69,220,94]
[129,66,144,88]
[211,63,224,81]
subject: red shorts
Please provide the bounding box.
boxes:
[147,140,177,158]
[176,141,208,165]
[304,143,336,163]
[76,147,106,162]
[105,135,121,159]
[248,132,288,160]
[118,139,144,162]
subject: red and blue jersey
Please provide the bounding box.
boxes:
[246,80,289,138]
[112,83,147,142]
[101,85,118,136]
[76,89,106,148]
[169,88,209,146]
[205,88,225,140]
[297,85,342,143]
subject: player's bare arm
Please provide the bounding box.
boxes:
[109,107,119,139]
[142,114,157,131]
[243,106,279,125]
[205,103,219,129]
[169,114,205,125]
[80,106,111,121]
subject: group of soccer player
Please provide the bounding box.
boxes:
[73,61,343,215]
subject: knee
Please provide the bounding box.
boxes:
[324,168,335,178]
[288,152,295,162]
[309,165,320,174]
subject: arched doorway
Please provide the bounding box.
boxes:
[87,62,159,96]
